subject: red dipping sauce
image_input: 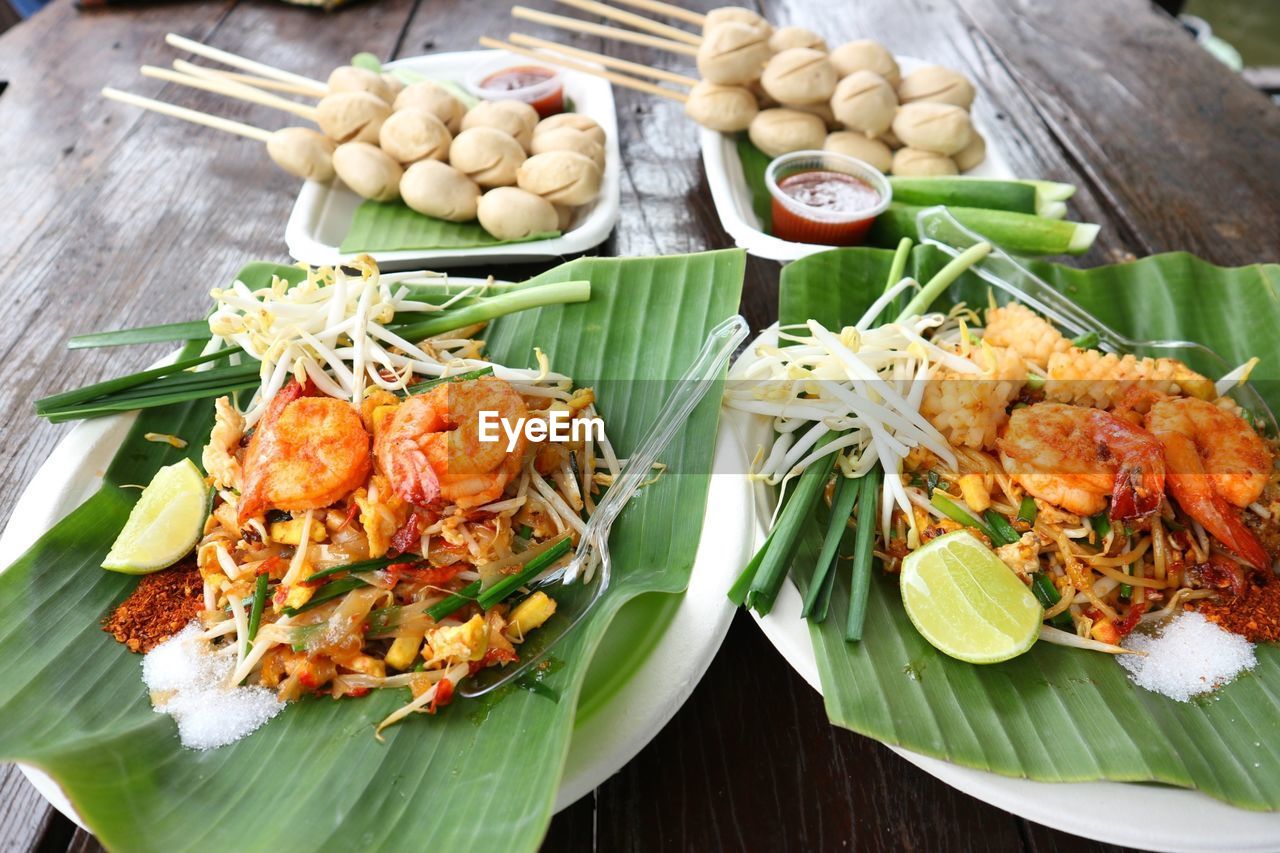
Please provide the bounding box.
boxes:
[480,65,564,117]
[771,170,884,246]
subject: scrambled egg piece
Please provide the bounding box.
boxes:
[423,614,488,668]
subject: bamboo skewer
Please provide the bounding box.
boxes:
[508,32,697,87]
[102,87,273,142]
[606,0,705,26]
[511,6,698,56]
[478,36,688,102]
[164,33,329,97]
[173,60,324,99]
[141,65,320,121]
[549,0,701,46]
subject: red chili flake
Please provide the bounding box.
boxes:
[483,647,518,667]
[386,561,466,586]
[336,503,360,532]
[428,678,454,714]
[349,687,371,698]
[1114,602,1148,638]
[389,511,427,555]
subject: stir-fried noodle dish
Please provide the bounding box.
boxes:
[730,294,1280,653]
[122,261,622,734]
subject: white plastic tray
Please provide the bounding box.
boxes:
[701,55,1015,262]
[285,50,621,270]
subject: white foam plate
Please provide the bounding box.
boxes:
[701,56,1015,263]
[285,50,621,270]
[730,326,1280,852]
[0,309,751,827]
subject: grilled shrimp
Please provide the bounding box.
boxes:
[376,377,529,508]
[1144,397,1272,568]
[238,381,372,523]
[997,402,1165,521]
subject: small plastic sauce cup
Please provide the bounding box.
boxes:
[765,151,892,246]
[466,61,565,118]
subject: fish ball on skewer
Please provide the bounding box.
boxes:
[769,25,828,53]
[316,91,391,144]
[533,112,606,147]
[449,126,527,188]
[703,6,772,37]
[953,129,986,171]
[891,147,958,176]
[266,127,336,182]
[516,150,602,206]
[698,21,772,86]
[553,204,575,232]
[748,108,826,157]
[830,71,897,136]
[529,127,605,170]
[897,65,976,109]
[761,48,837,105]
[830,39,901,86]
[400,160,481,221]
[394,81,467,133]
[327,66,395,104]
[891,102,972,155]
[683,80,759,132]
[379,108,452,164]
[380,73,406,100]
[823,131,892,173]
[783,101,838,129]
[461,99,539,150]
[333,141,403,201]
[477,187,559,240]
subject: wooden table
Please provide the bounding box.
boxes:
[1,0,1277,850]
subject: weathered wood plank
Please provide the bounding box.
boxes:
[0,766,57,853]
[955,0,1280,264]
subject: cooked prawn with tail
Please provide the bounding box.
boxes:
[1144,397,1273,569]
[376,377,529,509]
[998,402,1166,521]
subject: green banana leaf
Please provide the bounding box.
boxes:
[0,249,745,850]
[777,245,1280,809]
[340,198,559,253]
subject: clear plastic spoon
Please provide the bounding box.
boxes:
[915,206,1276,435]
[459,314,750,698]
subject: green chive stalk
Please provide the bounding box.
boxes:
[802,473,859,621]
[845,468,882,642]
[247,574,268,647]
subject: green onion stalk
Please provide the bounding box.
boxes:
[37,279,591,421]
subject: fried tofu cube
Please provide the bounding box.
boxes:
[504,592,557,642]
[385,634,424,671]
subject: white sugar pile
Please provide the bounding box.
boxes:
[1119,611,1257,702]
[142,623,285,750]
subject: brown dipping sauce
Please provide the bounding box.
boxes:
[771,170,883,246]
[480,65,564,118]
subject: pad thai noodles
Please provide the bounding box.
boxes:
[729,291,1280,654]
[111,259,621,735]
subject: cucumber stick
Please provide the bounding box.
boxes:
[869,203,1098,256]
[887,177,1038,215]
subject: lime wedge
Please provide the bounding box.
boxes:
[102,458,209,574]
[900,530,1042,664]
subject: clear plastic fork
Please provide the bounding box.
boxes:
[458,314,750,698]
[915,206,1277,435]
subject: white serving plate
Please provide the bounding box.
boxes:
[285,50,621,270]
[730,326,1280,852]
[0,311,750,828]
[702,56,1015,263]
